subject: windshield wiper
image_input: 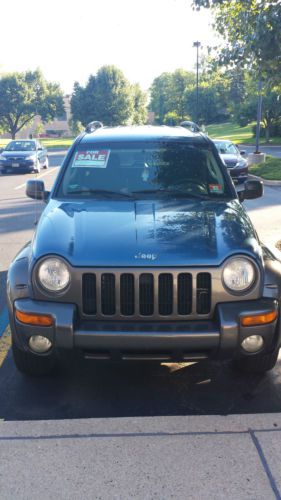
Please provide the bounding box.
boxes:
[67,188,134,199]
[132,189,210,199]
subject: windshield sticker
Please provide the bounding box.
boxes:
[72,150,110,168]
[209,184,223,193]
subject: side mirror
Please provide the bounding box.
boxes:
[37,146,43,151]
[240,150,246,156]
[238,180,263,202]
[26,180,50,202]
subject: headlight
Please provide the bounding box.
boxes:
[0,155,7,161]
[26,155,37,162]
[38,258,70,292]
[222,257,255,293]
[237,159,246,167]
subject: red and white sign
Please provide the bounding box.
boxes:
[73,150,110,168]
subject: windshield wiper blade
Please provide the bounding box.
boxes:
[67,189,134,199]
[132,189,209,199]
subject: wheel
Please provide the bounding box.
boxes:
[12,341,56,377]
[233,348,279,374]
[34,160,41,174]
[44,157,49,169]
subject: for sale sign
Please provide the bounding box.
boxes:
[72,150,110,168]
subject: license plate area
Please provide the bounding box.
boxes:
[12,163,19,167]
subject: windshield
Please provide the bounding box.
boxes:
[5,141,36,152]
[214,141,238,155]
[57,141,232,199]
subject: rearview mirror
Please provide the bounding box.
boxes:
[238,180,263,202]
[26,180,49,202]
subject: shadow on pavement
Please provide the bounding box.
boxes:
[1,350,281,421]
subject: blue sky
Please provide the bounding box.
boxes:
[2,0,218,93]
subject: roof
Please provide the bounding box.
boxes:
[80,125,209,145]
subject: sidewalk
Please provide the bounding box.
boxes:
[0,414,280,499]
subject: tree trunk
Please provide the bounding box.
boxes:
[265,125,270,143]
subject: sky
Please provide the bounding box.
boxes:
[1,0,218,94]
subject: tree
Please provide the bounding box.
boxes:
[94,66,133,126]
[149,73,173,123]
[71,66,135,127]
[150,70,196,124]
[0,70,64,139]
[192,0,281,84]
[131,83,147,124]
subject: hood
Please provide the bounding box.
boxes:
[1,151,35,157]
[32,198,262,267]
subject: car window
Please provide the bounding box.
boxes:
[57,141,232,199]
[214,141,237,155]
[5,141,36,152]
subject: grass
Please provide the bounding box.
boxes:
[0,137,74,149]
[206,122,281,145]
[249,156,281,180]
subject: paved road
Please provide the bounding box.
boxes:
[241,145,281,158]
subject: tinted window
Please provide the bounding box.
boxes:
[57,141,232,199]
[5,141,36,151]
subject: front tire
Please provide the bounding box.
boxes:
[34,160,41,174]
[233,348,279,373]
[12,342,56,377]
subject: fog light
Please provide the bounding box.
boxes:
[29,335,52,354]
[241,335,264,353]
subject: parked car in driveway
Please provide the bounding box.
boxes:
[0,139,48,174]
[7,122,281,377]
[213,139,248,184]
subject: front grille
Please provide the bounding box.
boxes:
[82,270,211,319]
[225,160,237,168]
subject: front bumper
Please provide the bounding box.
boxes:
[0,161,35,173]
[10,298,280,362]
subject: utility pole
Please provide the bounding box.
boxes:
[193,41,201,124]
[255,80,263,154]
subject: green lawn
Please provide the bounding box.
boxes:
[249,156,281,180]
[0,137,74,149]
[206,122,281,145]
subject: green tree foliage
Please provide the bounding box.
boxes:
[150,70,196,123]
[131,83,147,124]
[149,73,173,123]
[71,66,136,127]
[0,70,64,139]
[192,0,281,83]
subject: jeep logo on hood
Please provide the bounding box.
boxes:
[134,252,158,261]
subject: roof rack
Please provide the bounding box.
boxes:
[85,121,103,133]
[180,121,201,133]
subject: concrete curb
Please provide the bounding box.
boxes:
[249,174,281,186]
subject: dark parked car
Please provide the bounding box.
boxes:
[0,139,48,174]
[7,123,281,376]
[213,139,248,183]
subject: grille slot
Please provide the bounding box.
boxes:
[197,273,211,314]
[158,273,173,315]
[139,273,154,316]
[101,273,116,315]
[120,274,135,316]
[178,273,192,315]
[82,274,97,314]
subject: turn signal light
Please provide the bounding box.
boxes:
[15,310,53,327]
[241,310,277,327]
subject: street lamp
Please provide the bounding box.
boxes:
[193,41,201,124]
